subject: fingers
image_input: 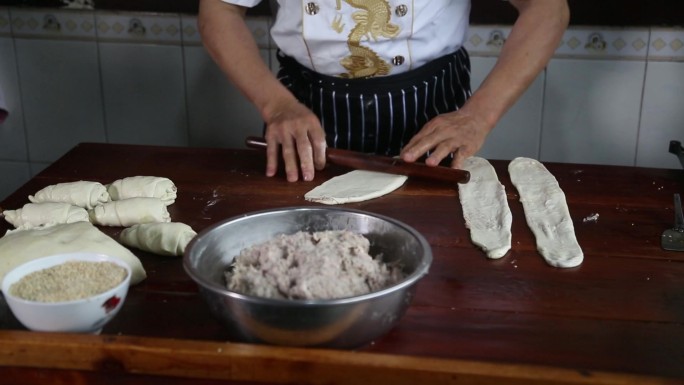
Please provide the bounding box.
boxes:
[400,111,488,169]
[294,133,315,182]
[309,130,328,171]
[400,127,435,163]
[265,139,279,178]
[264,102,325,182]
[265,131,307,182]
[280,137,301,182]
[450,148,470,170]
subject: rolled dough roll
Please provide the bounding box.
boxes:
[508,157,583,268]
[89,197,171,227]
[29,181,110,209]
[119,222,197,257]
[304,170,407,205]
[3,202,89,230]
[0,222,146,286]
[108,176,177,206]
[458,157,512,259]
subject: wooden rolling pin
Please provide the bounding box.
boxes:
[245,137,470,184]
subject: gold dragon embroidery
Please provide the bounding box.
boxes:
[335,0,400,78]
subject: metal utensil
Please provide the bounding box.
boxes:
[668,140,684,169]
[183,206,432,348]
[661,193,684,252]
[245,136,470,184]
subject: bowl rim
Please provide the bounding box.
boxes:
[1,252,132,306]
[183,206,433,306]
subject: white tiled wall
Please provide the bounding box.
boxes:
[0,7,683,201]
[0,11,24,162]
[638,29,684,169]
[97,13,189,146]
[469,56,545,160]
[12,10,107,163]
[541,28,649,166]
[182,15,268,148]
[541,58,646,166]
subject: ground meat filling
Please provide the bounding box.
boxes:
[225,230,404,300]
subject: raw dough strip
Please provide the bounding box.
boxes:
[458,157,512,259]
[508,157,583,268]
[304,170,407,205]
[3,202,89,230]
[29,181,110,209]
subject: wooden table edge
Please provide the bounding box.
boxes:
[0,331,677,385]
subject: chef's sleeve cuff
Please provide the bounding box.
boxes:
[221,0,263,8]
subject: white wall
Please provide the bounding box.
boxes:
[0,8,682,201]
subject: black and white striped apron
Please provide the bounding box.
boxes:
[276,47,472,157]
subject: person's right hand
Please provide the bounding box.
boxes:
[263,100,327,182]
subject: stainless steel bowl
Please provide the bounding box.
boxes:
[183,206,432,349]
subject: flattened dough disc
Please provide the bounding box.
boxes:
[305,170,407,205]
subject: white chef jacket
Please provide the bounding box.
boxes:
[222,0,470,77]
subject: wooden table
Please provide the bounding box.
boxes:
[1,143,683,385]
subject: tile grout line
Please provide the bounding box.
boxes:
[632,29,651,167]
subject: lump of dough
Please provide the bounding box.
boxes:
[508,157,584,268]
[0,221,146,286]
[29,180,110,209]
[108,176,177,206]
[3,202,89,230]
[458,157,512,259]
[304,170,408,205]
[119,222,197,257]
[89,197,171,227]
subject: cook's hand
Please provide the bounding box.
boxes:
[263,100,327,182]
[399,109,490,169]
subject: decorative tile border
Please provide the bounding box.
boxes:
[2,7,681,62]
[10,9,96,40]
[649,28,684,61]
[95,12,181,44]
[464,26,511,57]
[0,8,10,37]
[556,27,649,60]
[467,26,653,61]
[180,14,200,44]
[180,14,270,50]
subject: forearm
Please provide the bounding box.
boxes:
[463,0,569,130]
[198,0,297,122]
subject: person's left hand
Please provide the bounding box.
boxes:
[399,108,491,169]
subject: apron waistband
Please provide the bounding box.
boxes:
[277,48,469,93]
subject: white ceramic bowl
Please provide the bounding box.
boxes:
[1,252,131,334]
